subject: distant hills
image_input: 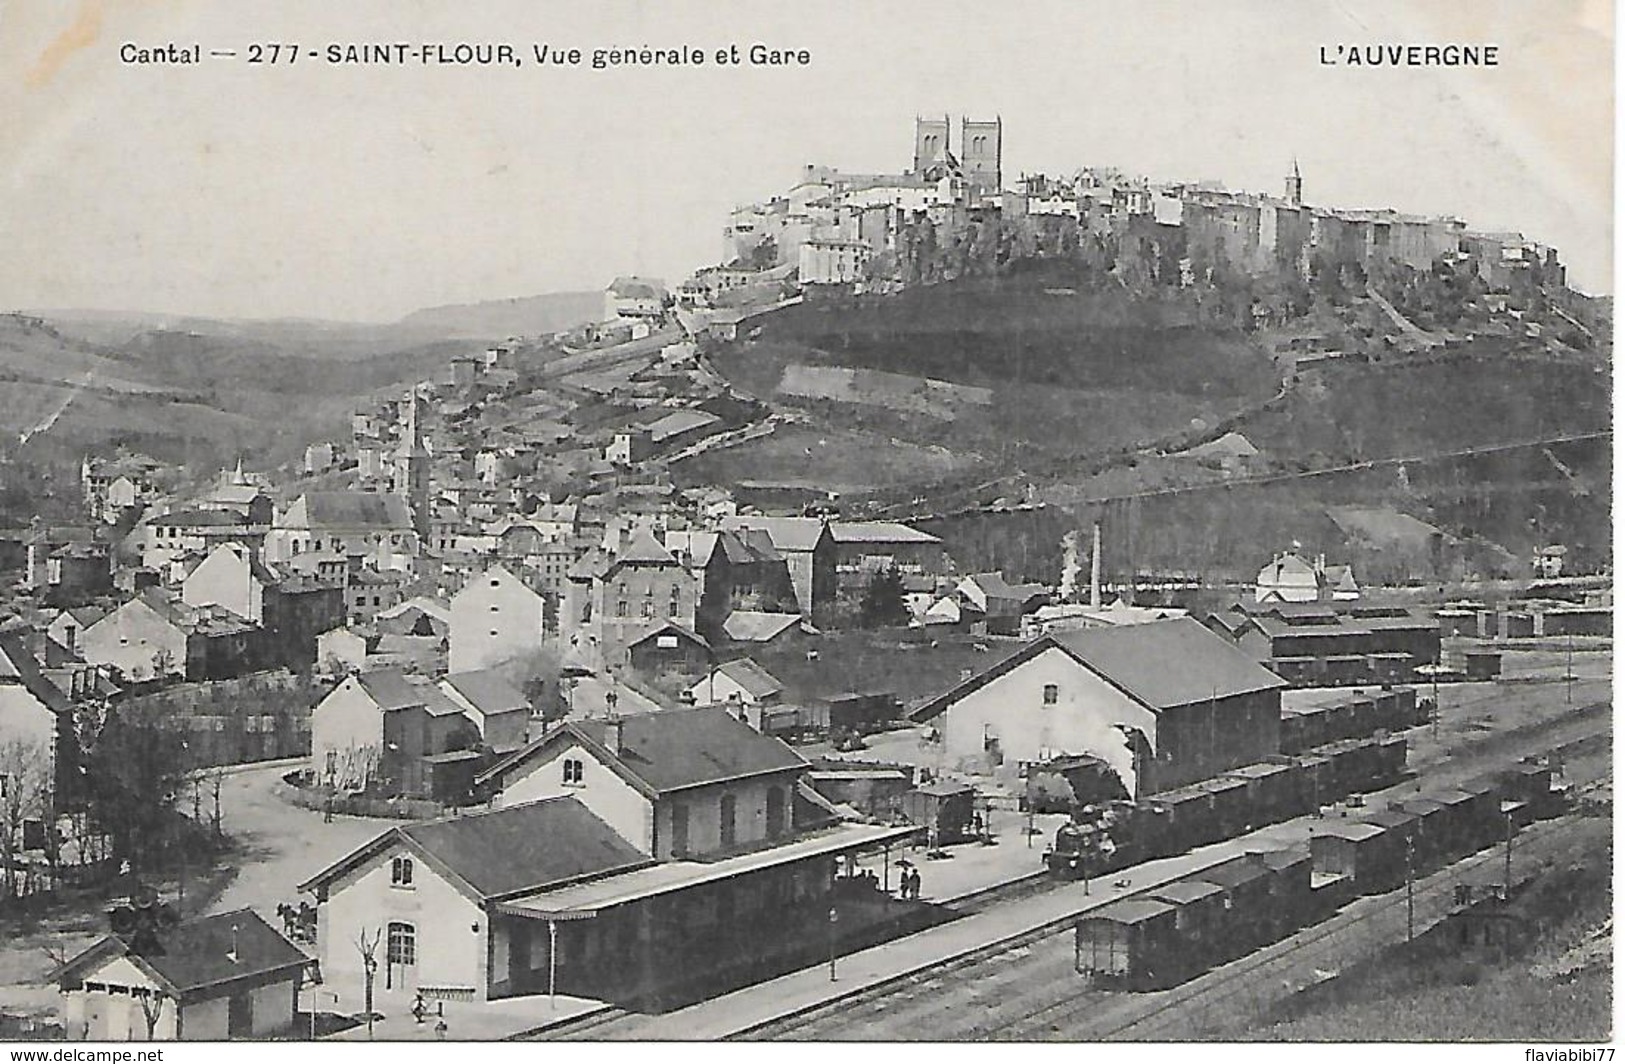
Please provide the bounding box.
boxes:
[397,291,601,339]
[28,289,601,358]
[0,289,601,520]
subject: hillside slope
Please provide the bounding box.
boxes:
[398,291,600,338]
[704,263,1281,498]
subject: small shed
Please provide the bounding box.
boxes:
[901,780,977,845]
[52,908,311,1041]
[626,622,711,678]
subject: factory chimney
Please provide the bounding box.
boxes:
[1090,523,1102,609]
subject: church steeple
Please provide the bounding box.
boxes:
[1285,158,1303,206]
[393,387,431,541]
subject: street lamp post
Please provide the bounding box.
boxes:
[827,906,839,982]
[1503,811,1513,888]
[548,919,559,1007]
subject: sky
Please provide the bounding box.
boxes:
[0,0,1613,321]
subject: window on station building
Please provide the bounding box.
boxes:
[563,758,584,785]
[386,921,416,967]
[1043,684,1059,706]
[390,856,414,888]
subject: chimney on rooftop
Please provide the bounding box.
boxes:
[604,715,624,756]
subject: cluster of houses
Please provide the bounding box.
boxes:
[667,117,1566,328]
[21,496,1588,1038]
[56,606,1301,1035]
[2,116,1586,1036]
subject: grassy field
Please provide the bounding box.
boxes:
[712,270,1280,480]
[670,424,985,495]
[1214,834,1613,1042]
[1241,357,1611,463]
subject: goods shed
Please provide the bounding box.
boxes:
[900,779,977,845]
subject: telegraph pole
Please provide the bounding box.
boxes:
[1404,835,1415,943]
[1566,632,1574,704]
[1503,811,1513,888]
[828,905,839,981]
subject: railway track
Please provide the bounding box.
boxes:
[750,788,1610,1040]
[1089,785,1613,1041]
[740,717,1611,1040]
[532,697,1608,1041]
[512,1006,634,1040]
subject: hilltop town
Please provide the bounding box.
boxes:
[0,118,1609,1042]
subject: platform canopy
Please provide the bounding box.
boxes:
[496,822,920,921]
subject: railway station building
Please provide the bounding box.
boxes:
[300,706,917,1010]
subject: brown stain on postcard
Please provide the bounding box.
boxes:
[25,0,104,89]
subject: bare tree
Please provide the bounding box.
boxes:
[0,738,52,900]
[357,928,382,1040]
[136,988,167,1040]
[206,767,225,839]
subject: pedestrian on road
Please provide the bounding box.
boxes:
[324,797,334,824]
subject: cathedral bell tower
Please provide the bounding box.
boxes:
[1285,158,1303,206]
